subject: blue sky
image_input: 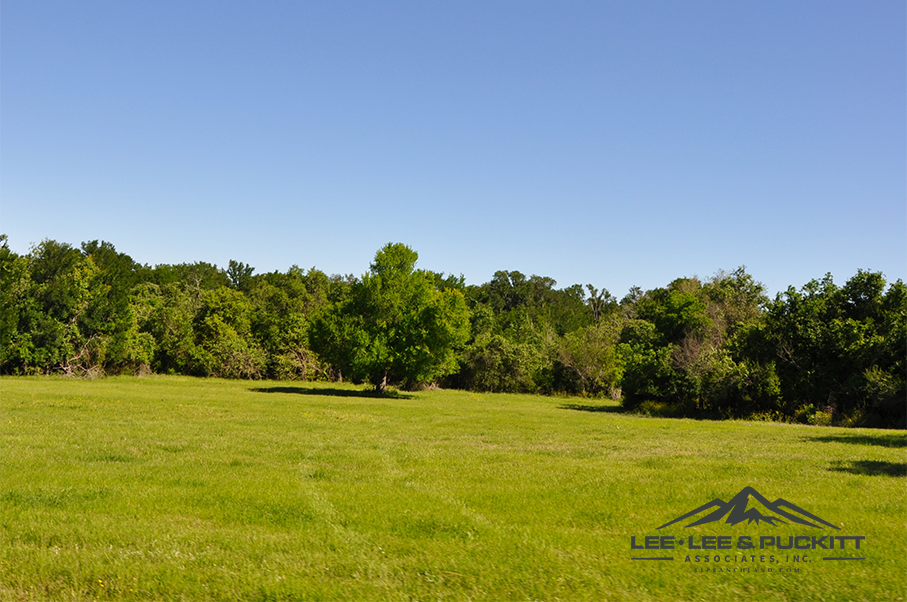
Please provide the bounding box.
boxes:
[2,1,904,298]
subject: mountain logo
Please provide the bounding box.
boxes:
[657,486,840,530]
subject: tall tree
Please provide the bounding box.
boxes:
[226,260,255,292]
[312,243,470,392]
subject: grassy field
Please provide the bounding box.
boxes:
[1,375,904,601]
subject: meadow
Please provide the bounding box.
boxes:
[1,376,904,601]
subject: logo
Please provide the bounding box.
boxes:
[656,486,839,530]
[629,486,866,570]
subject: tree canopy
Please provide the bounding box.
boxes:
[2,235,903,428]
[312,243,470,392]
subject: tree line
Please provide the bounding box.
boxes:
[1,236,903,428]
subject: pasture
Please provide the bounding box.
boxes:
[2,376,904,601]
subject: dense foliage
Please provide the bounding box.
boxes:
[310,243,470,392]
[2,235,903,427]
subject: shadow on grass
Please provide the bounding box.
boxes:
[829,460,907,478]
[249,386,414,399]
[805,433,907,448]
[559,403,627,414]
[559,402,720,420]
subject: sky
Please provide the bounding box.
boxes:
[2,0,905,298]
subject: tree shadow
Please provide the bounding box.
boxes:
[250,386,414,400]
[559,403,627,414]
[829,460,906,478]
[804,433,907,448]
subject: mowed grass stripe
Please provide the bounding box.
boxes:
[1,375,904,601]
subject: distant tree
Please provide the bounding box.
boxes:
[617,319,676,406]
[618,269,780,416]
[456,333,543,393]
[764,271,906,426]
[193,286,265,378]
[132,282,200,375]
[147,262,229,290]
[621,286,644,307]
[227,260,255,292]
[0,235,36,372]
[79,240,153,373]
[557,314,624,396]
[586,285,617,322]
[247,267,326,380]
[81,240,142,292]
[311,243,470,392]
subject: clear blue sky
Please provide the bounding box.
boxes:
[2,1,904,298]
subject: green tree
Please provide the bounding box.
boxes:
[80,240,153,374]
[557,314,624,396]
[193,286,265,378]
[618,269,778,416]
[765,271,906,426]
[456,333,544,393]
[312,243,470,392]
[22,240,109,375]
[0,236,38,372]
[145,262,229,290]
[226,260,255,292]
[247,267,326,380]
[132,282,200,374]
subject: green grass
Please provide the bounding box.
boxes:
[2,376,904,601]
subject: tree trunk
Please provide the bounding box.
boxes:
[374,371,387,394]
